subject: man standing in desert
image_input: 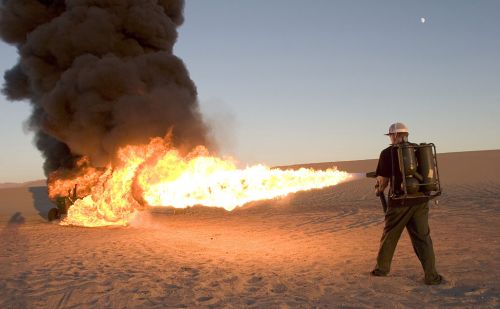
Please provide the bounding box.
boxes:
[371,122,443,285]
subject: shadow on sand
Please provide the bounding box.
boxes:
[0,212,29,309]
[7,212,25,226]
[28,186,53,220]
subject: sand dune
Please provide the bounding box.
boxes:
[1,150,499,308]
[0,179,46,189]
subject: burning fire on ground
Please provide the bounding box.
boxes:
[48,137,353,227]
[1,1,354,228]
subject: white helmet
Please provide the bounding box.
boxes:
[385,122,409,135]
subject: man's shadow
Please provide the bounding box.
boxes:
[28,186,53,220]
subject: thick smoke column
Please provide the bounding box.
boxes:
[0,0,210,174]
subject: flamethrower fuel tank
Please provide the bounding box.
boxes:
[390,142,441,201]
[398,143,418,176]
[416,143,438,192]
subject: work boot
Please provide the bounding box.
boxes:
[370,269,388,277]
[424,274,443,285]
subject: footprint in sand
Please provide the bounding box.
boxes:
[271,283,288,294]
[180,266,200,277]
[247,275,263,284]
[196,295,213,302]
[246,275,265,292]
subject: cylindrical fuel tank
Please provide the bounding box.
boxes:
[404,176,420,194]
[416,143,438,191]
[399,144,417,176]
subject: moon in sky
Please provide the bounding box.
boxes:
[420,17,426,23]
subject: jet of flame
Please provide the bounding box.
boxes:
[48,137,353,227]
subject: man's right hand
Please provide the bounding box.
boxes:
[376,176,389,195]
[374,183,381,196]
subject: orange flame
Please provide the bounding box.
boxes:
[48,137,353,227]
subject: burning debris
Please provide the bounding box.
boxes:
[1,1,354,227]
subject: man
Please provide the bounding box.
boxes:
[371,122,443,285]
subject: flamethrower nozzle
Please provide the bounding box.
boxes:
[366,172,377,178]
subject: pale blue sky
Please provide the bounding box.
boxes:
[1,0,499,182]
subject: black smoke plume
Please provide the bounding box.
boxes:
[0,0,211,174]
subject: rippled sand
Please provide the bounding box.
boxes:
[1,150,499,308]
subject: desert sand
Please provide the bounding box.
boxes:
[1,150,499,308]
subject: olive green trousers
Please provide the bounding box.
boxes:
[375,201,439,280]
